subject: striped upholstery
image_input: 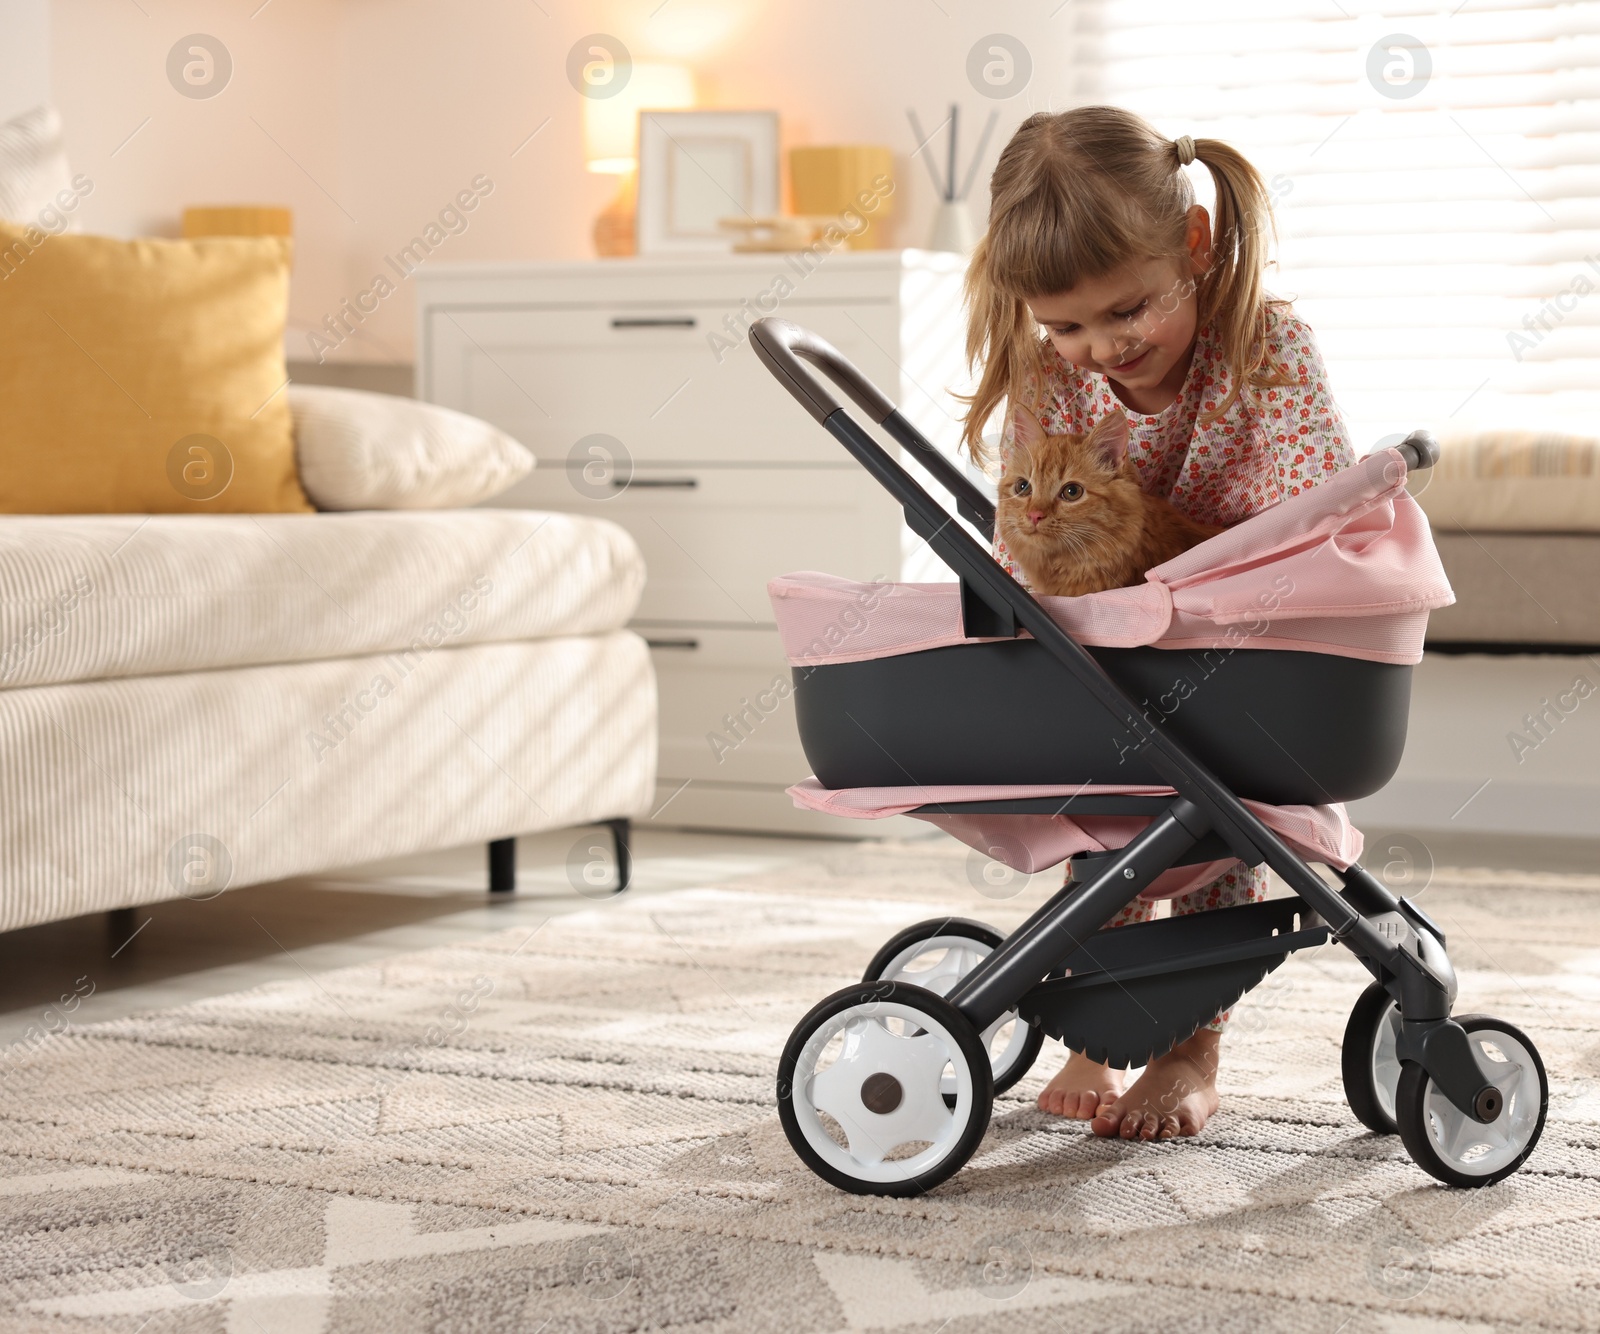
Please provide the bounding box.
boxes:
[0,510,643,689]
[1436,431,1600,479]
[0,507,656,930]
[0,633,656,932]
[1420,432,1600,533]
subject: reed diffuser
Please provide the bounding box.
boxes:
[907,103,998,253]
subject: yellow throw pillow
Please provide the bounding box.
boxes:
[0,223,311,513]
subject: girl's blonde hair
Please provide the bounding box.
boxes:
[961,106,1287,464]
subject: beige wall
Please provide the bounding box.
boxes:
[0,0,51,120]
[48,0,1082,365]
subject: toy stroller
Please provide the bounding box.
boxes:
[750,317,1548,1196]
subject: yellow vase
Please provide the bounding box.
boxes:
[788,146,895,250]
[182,206,293,238]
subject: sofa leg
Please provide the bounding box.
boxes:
[107,906,140,950]
[488,837,516,893]
[491,824,629,896]
[604,818,632,894]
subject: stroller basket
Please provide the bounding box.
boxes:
[750,317,1547,1200]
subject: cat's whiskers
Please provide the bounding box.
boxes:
[1043,524,1098,558]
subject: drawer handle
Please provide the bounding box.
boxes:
[611,316,697,329]
[644,638,700,650]
[620,477,698,489]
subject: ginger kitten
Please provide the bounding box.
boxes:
[996,411,1223,597]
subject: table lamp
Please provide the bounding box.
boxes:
[583,62,695,257]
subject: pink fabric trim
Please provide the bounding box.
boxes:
[787,777,1363,892]
[769,449,1453,669]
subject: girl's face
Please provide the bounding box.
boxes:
[1026,207,1213,413]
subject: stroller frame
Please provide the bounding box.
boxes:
[752,318,1547,1193]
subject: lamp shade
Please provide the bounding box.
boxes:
[583,62,695,174]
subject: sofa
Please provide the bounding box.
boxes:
[0,388,657,934]
[1417,430,1600,648]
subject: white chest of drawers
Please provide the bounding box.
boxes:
[416,251,969,834]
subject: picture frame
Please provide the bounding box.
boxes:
[636,110,780,254]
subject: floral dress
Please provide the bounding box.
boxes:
[995,306,1355,1029]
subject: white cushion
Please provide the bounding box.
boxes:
[0,509,644,689]
[0,105,74,225]
[289,384,533,510]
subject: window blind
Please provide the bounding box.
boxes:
[1064,0,1600,449]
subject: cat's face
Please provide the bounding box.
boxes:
[996,412,1139,559]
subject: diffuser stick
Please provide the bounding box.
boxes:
[957,109,1000,203]
[946,104,959,203]
[906,107,950,199]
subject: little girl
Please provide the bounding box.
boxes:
[962,107,1355,1142]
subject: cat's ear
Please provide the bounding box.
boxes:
[1087,412,1131,468]
[1011,408,1047,450]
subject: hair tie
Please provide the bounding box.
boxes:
[1174,135,1196,166]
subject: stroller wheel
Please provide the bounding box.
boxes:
[1395,1015,1548,1188]
[863,919,1044,1099]
[1341,982,1404,1134]
[777,982,993,1196]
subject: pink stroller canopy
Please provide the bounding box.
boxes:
[771,449,1454,669]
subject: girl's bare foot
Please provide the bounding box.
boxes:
[1091,1029,1221,1141]
[1036,1048,1124,1119]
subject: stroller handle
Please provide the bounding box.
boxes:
[748,318,896,426]
[1396,429,1440,472]
[750,318,999,539]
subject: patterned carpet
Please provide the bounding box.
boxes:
[2,841,1599,1333]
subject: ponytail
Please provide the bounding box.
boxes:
[1188,137,1289,422]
